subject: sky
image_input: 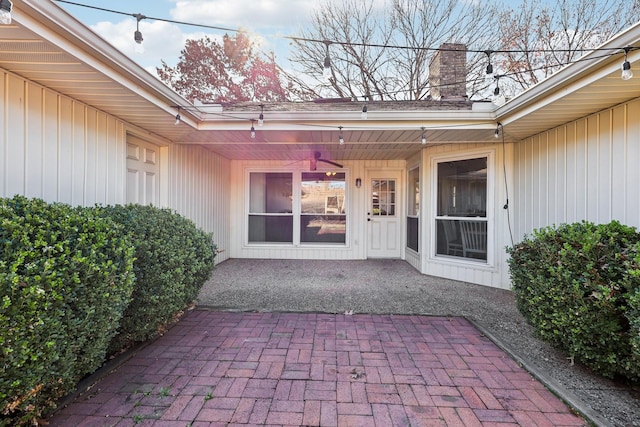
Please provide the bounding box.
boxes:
[56,0,325,76]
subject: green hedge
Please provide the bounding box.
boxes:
[507,221,640,382]
[0,196,135,425]
[99,205,216,353]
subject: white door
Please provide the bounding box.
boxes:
[366,170,402,258]
[126,136,159,205]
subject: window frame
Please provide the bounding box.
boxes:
[245,168,350,247]
[430,150,494,265]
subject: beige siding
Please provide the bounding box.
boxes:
[1,71,126,205]
[513,98,640,241]
[169,145,231,263]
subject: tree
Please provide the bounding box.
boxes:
[288,0,500,101]
[288,0,640,101]
[495,0,640,94]
[157,30,301,103]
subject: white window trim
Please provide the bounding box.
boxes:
[430,149,495,267]
[244,167,351,248]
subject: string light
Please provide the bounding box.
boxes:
[421,127,427,145]
[323,40,332,81]
[134,13,145,53]
[250,120,256,139]
[484,50,493,75]
[622,46,633,80]
[338,126,344,145]
[258,104,264,126]
[0,0,12,25]
[361,105,368,120]
[494,122,502,139]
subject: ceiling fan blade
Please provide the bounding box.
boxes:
[318,158,343,168]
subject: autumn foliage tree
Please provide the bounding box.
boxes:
[157,30,298,103]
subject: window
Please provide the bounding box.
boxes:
[248,172,293,243]
[435,157,488,261]
[300,172,346,243]
[248,171,346,245]
[407,167,419,252]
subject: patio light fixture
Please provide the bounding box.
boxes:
[323,40,332,81]
[622,46,633,80]
[0,0,12,25]
[421,127,427,145]
[250,120,256,139]
[361,105,368,120]
[258,104,264,126]
[338,126,344,145]
[134,13,145,53]
[495,122,502,139]
[484,50,493,75]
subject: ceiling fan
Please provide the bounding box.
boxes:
[309,151,343,171]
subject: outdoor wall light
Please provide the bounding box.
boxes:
[356,178,362,188]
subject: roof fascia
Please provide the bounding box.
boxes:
[15,0,196,125]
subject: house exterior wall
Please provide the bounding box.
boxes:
[0,69,231,264]
[228,159,405,260]
[168,144,231,263]
[513,97,640,241]
[1,71,126,205]
[420,142,515,289]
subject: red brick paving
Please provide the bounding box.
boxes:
[47,310,587,426]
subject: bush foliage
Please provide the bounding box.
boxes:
[1,198,216,425]
[507,221,640,382]
[0,196,135,425]
[99,205,216,353]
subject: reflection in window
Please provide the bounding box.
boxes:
[249,172,293,243]
[301,172,346,243]
[407,168,419,252]
[435,158,487,261]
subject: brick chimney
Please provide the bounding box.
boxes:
[429,43,467,100]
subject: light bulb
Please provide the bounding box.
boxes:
[250,126,256,139]
[0,0,11,25]
[622,61,633,80]
[361,105,368,120]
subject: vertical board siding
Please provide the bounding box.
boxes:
[169,144,230,264]
[1,71,126,205]
[514,97,640,241]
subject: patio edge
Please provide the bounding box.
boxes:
[466,317,612,427]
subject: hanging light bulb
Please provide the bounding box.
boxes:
[133,14,145,53]
[484,50,494,75]
[258,105,264,126]
[0,0,12,25]
[323,40,332,81]
[338,126,344,145]
[361,105,368,120]
[622,47,633,81]
[494,123,501,139]
[421,127,427,145]
[174,113,181,125]
[250,120,256,139]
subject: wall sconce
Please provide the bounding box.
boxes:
[355,178,362,188]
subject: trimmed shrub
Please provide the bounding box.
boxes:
[99,205,216,353]
[0,196,135,425]
[507,221,640,382]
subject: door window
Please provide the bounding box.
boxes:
[371,179,396,216]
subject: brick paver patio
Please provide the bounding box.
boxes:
[48,309,586,426]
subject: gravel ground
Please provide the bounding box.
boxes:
[198,258,640,427]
